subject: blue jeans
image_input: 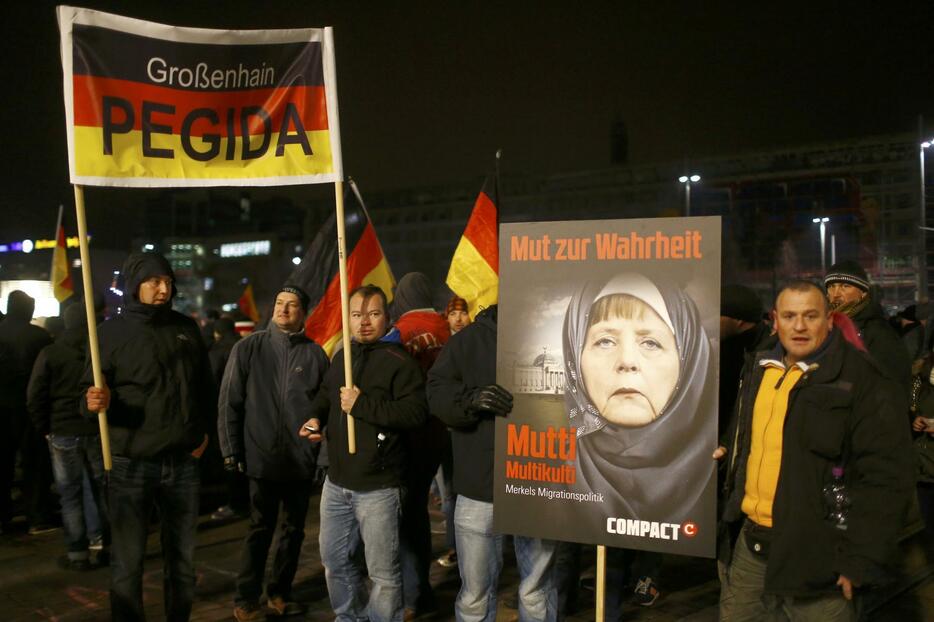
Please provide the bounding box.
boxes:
[454,495,558,622]
[109,453,200,622]
[319,477,403,622]
[48,434,108,559]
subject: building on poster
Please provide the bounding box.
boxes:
[494,216,721,558]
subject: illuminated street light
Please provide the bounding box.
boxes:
[292,256,301,265]
[812,217,830,273]
[920,138,934,297]
[678,174,701,216]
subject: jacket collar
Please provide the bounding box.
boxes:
[757,328,845,382]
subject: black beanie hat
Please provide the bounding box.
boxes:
[824,260,870,292]
[721,284,763,323]
[277,284,310,312]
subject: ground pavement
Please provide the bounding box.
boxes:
[0,492,930,621]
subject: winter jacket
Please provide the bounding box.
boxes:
[851,299,911,391]
[217,328,328,480]
[426,305,498,503]
[719,328,914,594]
[209,333,240,388]
[81,253,215,459]
[0,300,52,414]
[310,335,427,491]
[27,326,97,437]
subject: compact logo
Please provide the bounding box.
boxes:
[606,517,694,541]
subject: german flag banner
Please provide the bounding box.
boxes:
[57,6,342,187]
[287,180,395,356]
[445,177,499,319]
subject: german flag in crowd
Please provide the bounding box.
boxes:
[51,207,74,303]
[238,284,260,322]
[446,177,499,318]
[288,180,395,356]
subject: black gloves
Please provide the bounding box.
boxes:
[223,455,246,473]
[466,384,514,417]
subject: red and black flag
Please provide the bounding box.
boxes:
[287,180,394,356]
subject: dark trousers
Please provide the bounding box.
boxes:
[48,434,109,556]
[109,453,200,622]
[23,423,55,526]
[236,478,313,606]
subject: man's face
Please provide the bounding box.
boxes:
[447,309,470,334]
[350,293,388,343]
[138,275,172,305]
[775,288,832,365]
[826,281,867,308]
[272,292,305,333]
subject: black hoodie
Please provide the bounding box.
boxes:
[0,291,52,413]
[28,305,98,437]
[81,253,215,458]
[426,305,498,502]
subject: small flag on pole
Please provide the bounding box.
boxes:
[287,179,395,356]
[52,205,75,303]
[446,177,499,318]
[238,284,260,322]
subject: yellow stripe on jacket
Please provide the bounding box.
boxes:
[741,364,804,527]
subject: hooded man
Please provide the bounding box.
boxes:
[0,290,54,533]
[84,252,214,622]
[28,303,109,570]
[218,285,329,621]
[824,260,911,390]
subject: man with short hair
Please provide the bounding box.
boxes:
[219,285,328,621]
[301,284,428,622]
[716,280,913,621]
[84,252,214,622]
[824,260,911,389]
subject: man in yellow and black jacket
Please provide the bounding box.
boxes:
[716,280,913,621]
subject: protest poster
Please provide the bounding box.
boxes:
[494,216,721,557]
[58,5,342,187]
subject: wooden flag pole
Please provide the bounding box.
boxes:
[334,180,356,454]
[73,185,112,471]
[595,545,606,622]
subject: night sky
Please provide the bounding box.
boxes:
[3,1,934,241]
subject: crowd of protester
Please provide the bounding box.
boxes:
[0,250,930,622]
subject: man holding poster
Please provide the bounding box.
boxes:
[494,218,720,558]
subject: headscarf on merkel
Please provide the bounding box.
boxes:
[562,273,715,523]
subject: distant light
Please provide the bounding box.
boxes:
[219,240,271,258]
[924,142,932,149]
[22,239,34,253]
[72,259,81,268]
[221,303,237,312]
[203,277,214,291]
[110,287,124,297]
[292,256,301,265]
[143,243,155,251]
[678,176,688,183]
[241,277,249,285]
[690,174,701,182]
[812,217,830,224]
[294,245,302,253]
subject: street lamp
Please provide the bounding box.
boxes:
[920,139,934,299]
[678,174,701,216]
[812,217,830,273]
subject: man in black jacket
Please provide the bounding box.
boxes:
[0,290,53,532]
[716,280,912,620]
[300,285,427,622]
[28,303,108,570]
[84,252,214,622]
[824,260,911,390]
[427,305,558,622]
[218,285,328,621]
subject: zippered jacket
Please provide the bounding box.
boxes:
[719,328,914,593]
[310,336,427,491]
[217,328,328,480]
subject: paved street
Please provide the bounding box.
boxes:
[0,489,930,621]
